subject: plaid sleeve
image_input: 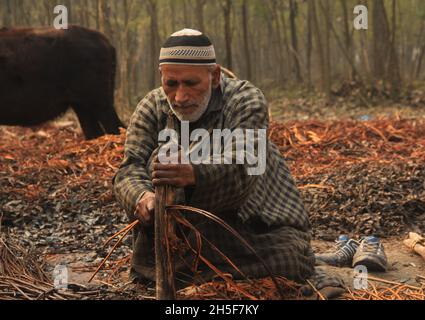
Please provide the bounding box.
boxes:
[112,92,159,218]
[189,83,269,214]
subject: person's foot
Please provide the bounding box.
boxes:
[315,235,360,267]
[302,267,346,300]
[352,236,388,272]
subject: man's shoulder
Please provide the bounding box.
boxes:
[137,87,167,106]
[221,75,266,105]
[126,88,169,133]
[133,87,168,115]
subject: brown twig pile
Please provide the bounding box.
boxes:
[344,277,425,300]
[177,276,304,300]
[0,231,99,300]
[269,117,425,179]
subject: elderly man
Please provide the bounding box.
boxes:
[113,29,340,294]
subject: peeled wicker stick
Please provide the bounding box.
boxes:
[167,204,286,299]
[403,232,425,261]
[88,220,138,283]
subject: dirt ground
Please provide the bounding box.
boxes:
[37,235,425,300]
[43,237,425,293]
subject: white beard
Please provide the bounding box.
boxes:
[168,84,212,123]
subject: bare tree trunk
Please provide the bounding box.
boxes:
[389,0,401,89]
[196,0,206,32]
[306,0,313,88]
[222,0,233,70]
[63,0,72,24]
[319,0,364,85]
[95,0,100,29]
[280,3,292,83]
[340,0,354,80]
[12,0,18,25]
[115,0,132,110]
[310,0,330,99]
[170,0,176,32]
[147,0,160,90]
[241,0,252,80]
[415,20,425,80]
[83,0,91,28]
[323,0,332,99]
[372,0,400,96]
[266,0,287,84]
[17,0,29,26]
[183,0,192,27]
[98,0,113,39]
[4,0,12,27]
[289,0,302,82]
[43,0,53,27]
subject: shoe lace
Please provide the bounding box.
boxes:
[335,241,357,260]
[362,241,381,254]
[334,239,347,250]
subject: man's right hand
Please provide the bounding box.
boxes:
[135,191,155,225]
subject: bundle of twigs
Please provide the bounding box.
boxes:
[0,231,97,300]
[177,276,304,300]
[89,205,286,300]
[344,276,425,300]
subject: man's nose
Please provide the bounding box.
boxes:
[175,86,189,105]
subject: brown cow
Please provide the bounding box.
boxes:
[0,25,123,139]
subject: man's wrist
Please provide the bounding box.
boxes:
[135,190,154,207]
[135,192,145,207]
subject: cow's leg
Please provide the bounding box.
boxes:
[96,104,122,135]
[72,105,104,139]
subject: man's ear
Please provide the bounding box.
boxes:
[211,64,221,89]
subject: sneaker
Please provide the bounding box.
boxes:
[315,235,360,267]
[352,236,388,272]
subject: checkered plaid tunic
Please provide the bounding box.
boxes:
[112,74,315,283]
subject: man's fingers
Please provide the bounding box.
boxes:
[136,197,155,226]
[153,162,179,171]
[152,170,177,179]
[152,178,181,186]
[139,209,153,225]
[146,200,155,213]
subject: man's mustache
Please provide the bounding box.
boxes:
[172,103,198,108]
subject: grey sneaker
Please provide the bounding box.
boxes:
[315,235,360,267]
[352,236,388,272]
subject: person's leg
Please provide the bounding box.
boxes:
[175,220,315,282]
[129,225,156,283]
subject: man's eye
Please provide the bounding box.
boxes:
[184,80,198,86]
[166,80,178,87]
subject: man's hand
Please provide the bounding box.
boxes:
[152,151,196,187]
[135,191,155,225]
[152,162,196,187]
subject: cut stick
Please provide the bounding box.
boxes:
[403,232,425,261]
[155,184,176,300]
[88,223,135,283]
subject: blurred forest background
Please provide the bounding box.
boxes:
[0,0,424,117]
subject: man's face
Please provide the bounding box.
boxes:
[160,64,220,122]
